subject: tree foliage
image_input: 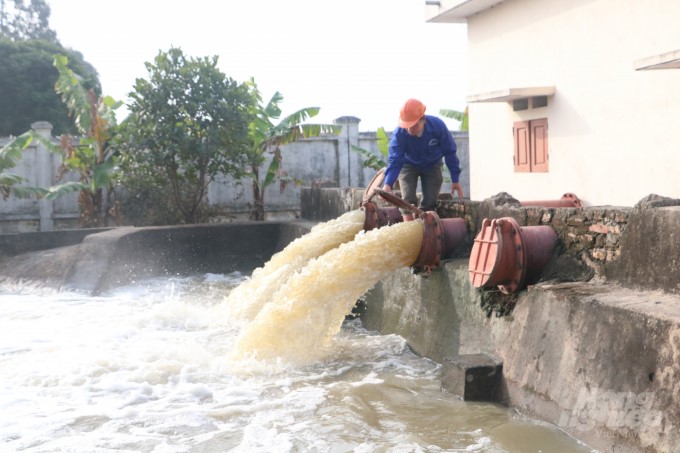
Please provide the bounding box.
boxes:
[0,38,101,136]
[2,55,122,227]
[0,0,56,42]
[48,54,122,227]
[0,131,47,199]
[439,106,469,132]
[244,78,342,220]
[117,47,253,225]
[350,126,390,171]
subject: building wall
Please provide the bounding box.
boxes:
[466,0,680,206]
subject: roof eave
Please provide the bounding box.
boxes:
[425,0,505,24]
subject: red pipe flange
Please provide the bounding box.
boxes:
[468,217,557,294]
[362,168,387,204]
[412,211,444,271]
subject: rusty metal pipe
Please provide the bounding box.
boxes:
[361,201,403,231]
[441,217,468,259]
[360,169,409,231]
[468,217,558,294]
[411,213,467,270]
[368,188,468,271]
[520,193,582,208]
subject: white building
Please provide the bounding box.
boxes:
[426,0,680,207]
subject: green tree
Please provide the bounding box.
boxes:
[42,54,122,227]
[0,55,120,227]
[244,79,341,221]
[0,0,56,42]
[0,38,101,136]
[117,47,253,225]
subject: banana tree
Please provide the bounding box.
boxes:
[245,79,341,221]
[439,106,469,131]
[1,55,121,226]
[350,126,390,171]
[0,132,48,199]
[45,54,122,227]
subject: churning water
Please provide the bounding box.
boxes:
[0,215,594,452]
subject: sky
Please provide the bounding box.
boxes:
[48,0,469,132]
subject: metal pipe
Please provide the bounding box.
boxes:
[520,193,582,208]
[468,217,558,294]
[367,187,468,271]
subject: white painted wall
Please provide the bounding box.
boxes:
[466,0,680,207]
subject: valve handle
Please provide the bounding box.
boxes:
[372,189,424,218]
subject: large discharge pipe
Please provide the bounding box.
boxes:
[368,188,468,272]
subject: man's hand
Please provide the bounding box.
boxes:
[382,184,392,193]
[451,182,464,201]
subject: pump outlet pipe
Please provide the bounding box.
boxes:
[370,188,468,271]
[468,217,558,294]
[360,168,403,231]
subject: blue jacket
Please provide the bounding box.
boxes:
[384,115,461,186]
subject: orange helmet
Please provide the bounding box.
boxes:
[399,98,426,128]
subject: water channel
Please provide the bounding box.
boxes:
[0,213,596,452]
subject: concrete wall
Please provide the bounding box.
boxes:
[464,0,680,207]
[0,122,80,233]
[2,118,470,231]
[208,120,469,219]
[0,220,314,294]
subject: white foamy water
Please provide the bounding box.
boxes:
[233,220,424,364]
[225,210,366,321]
[0,219,595,452]
[0,275,592,453]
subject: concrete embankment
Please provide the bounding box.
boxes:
[360,263,680,453]
[0,221,313,294]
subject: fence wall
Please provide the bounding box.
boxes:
[1,118,470,232]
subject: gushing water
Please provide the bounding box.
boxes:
[233,220,424,364]
[225,209,365,321]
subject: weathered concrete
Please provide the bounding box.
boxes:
[0,227,113,257]
[300,187,365,222]
[441,354,503,401]
[0,221,313,294]
[360,262,680,453]
[606,202,680,294]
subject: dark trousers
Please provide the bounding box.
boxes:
[397,163,443,214]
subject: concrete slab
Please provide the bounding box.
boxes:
[441,353,503,401]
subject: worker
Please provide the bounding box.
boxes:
[381,98,464,221]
